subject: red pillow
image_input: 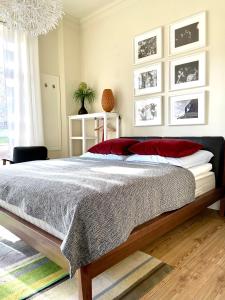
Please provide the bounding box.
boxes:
[129,139,203,158]
[88,138,139,155]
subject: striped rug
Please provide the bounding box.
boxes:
[0,226,68,300]
[0,225,172,299]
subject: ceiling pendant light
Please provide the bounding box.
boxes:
[0,0,64,36]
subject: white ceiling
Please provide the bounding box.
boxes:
[63,0,119,19]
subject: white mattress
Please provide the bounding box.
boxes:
[188,163,212,177]
[0,167,216,240]
[195,171,215,198]
[188,163,216,197]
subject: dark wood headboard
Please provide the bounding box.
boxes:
[121,136,225,188]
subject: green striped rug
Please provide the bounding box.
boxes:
[0,225,172,300]
[0,255,68,300]
[0,226,68,300]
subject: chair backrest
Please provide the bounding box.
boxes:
[13,146,48,163]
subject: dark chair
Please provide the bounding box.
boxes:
[2,146,48,165]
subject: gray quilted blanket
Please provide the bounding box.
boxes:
[0,158,195,276]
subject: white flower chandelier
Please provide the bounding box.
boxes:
[0,0,64,36]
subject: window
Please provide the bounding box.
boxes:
[0,25,44,158]
[0,33,14,158]
[0,82,8,143]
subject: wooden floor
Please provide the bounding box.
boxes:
[140,209,225,300]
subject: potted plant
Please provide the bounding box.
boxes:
[73,82,96,115]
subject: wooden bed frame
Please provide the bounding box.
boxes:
[0,141,225,299]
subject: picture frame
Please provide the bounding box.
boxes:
[170,11,206,55]
[134,27,162,64]
[169,91,205,125]
[134,97,162,126]
[134,63,162,96]
[170,52,206,91]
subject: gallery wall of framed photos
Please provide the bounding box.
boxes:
[133,11,207,127]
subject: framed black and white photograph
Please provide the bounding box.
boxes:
[169,92,205,125]
[134,63,162,96]
[134,97,162,126]
[134,27,162,64]
[170,11,206,55]
[170,52,206,91]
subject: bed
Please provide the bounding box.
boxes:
[0,136,225,300]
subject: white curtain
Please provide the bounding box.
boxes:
[0,24,44,159]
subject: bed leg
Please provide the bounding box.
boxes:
[78,267,92,300]
[219,197,225,217]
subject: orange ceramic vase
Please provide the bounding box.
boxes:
[101,89,115,112]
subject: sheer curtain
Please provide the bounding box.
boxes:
[0,24,44,159]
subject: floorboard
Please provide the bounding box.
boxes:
[141,209,225,300]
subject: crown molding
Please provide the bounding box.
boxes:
[80,0,129,25]
[63,13,80,25]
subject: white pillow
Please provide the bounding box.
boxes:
[125,150,214,169]
[80,152,127,161]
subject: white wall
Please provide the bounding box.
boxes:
[39,15,80,158]
[39,0,225,156]
[39,29,59,76]
[80,0,225,138]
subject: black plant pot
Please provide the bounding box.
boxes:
[78,99,88,115]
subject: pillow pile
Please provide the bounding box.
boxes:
[87,138,139,155]
[126,150,214,169]
[86,138,214,168]
[127,139,213,168]
[129,139,203,157]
